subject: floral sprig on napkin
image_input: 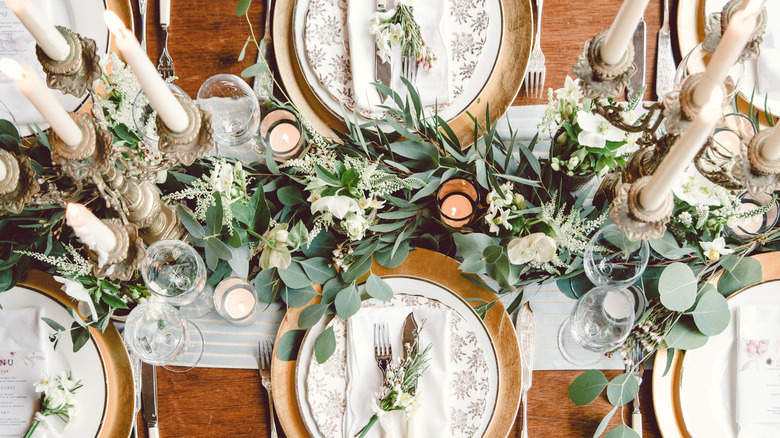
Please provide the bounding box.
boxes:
[24,372,82,438]
[370,0,436,68]
[358,327,431,438]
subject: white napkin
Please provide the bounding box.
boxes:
[0,307,45,353]
[735,305,780,437]
[343,305,452,438]
[347,0,451,114]
[756,1,779,100]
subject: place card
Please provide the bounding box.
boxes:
[0,351,45,437]
[736,305,780,436]
[0,3,38,78]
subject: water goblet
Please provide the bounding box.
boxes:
[140,239,211,318]
[123,301,204,372]
[584,224,650,288]
[196,74,261,151]
[557,285,636,366]
[132,82,188,145]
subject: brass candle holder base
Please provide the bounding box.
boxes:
[50,113,112,180]
[663,74,727,136]
[0,149,40,214]
[157,96,215,166]
[36,26,101,98]
[702,0,767,63]
[572,30,637,99]
[732,129,780,195]
[90,219,147,282]
[609,177,674,241]
[694,137,745,190]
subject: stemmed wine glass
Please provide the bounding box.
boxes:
[140,239,212,318]
[123,301,204,372]
[584,224,650,287]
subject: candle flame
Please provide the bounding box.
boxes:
[103,10,127,35]
[0,58,25,80]
[451,207,457,216]
[282,133,290,143]
[65,203,90,229]
[742,0,765,17]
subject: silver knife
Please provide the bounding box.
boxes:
[253,0,274,101]
[141,362,159,438]
[373,0,392,97]
[627,15,646,101]
[656,0,675,100]
[138,0,147,53]
[402,312,419,438]
[516,302,535,438]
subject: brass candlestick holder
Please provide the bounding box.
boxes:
[610,176,674,241]
[662,74,728,136]
[572,30,637,100]
[732,128,780,195]
[35,26,102,98]
[49,113,112,181]
[88,219,146,282]
[157,95,215,166]
[702,0,767,62]
[0,149,40,214]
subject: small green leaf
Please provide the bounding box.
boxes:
[483,245,504,264]
[568,369,609,406]
[314,326,337,364]
[366,274,393,301]
[342,253,373,284]
[70,325,90,352]
[250,185,271,236]
[321,277,346,304]
[298,303,329,329]
[335,284,360,320]
[606,372,639,406]
[236,0,252,16]
[205,237,233,260]
[375,242,409,268]
[649,232,694,260]
[278,261,312,289]
[100,293,129,309]
[691,287,730,336]
[718,256,762,296]
[254,268,278,304]
[604,424,640,438]
[277,186,305,206]
[281,284,318,307]
[453,233,495,257]
[206,193,224,235]
[42,317,65,332]
[299,258,337,285]
[276,329,306,361]
[594,406,618,438]
[177,205,205,239]
[665,316,708,350]
[658,262,697,311]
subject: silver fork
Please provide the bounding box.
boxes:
[137,0,147,53]
[401,56,417,88]
[630,345,644,437]
[157,0,174,80]
[374,322,392,378]
[524,0,546,98]
[258,339,279,438]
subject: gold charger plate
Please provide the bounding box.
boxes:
[16,270,135,438]
[272,0,533,149]
[271,248,523,437]
[652,252,780,437]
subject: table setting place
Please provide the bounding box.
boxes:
[2,0,780,437]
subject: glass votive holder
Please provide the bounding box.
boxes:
[437,177,479,228]
[132,82,188,145]
[213,277,260,326]
[196,74,261,148]
[727,192,780,241]
[258,108,305,161]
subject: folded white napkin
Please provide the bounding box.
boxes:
[756,1,779,100]
[0,307,45,353]
[343,305,452,438]
[735,305,780,437]
[347,0,451,114]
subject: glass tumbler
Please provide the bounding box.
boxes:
[584,224,650,288]
[197,74,261,148]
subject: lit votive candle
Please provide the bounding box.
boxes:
[214,277,259,326]
[260,108,305,161]
[437,178,478,228]
[729,193,779,240]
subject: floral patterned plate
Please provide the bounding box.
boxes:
[291,0,501,121]
[295,276,500,438]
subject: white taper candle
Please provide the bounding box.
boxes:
[5,0,70,61]
[66,203,117,266]
[600,0,651,66]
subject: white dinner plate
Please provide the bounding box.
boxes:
[294,275,500,438]
[291,0,502,124]
[0,0,109,136]
[0,285,108,438]
[678,279,780,437]
[703,0,779,115]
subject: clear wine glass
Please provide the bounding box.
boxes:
[140,239,211,318]
[557,285,636,366]
[123,301,204,372]
[584,224,650,288]
[132,82,188,145]
[196,74,261,151]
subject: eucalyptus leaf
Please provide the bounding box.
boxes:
[604,424,640,438]
[176,205,205,239]
[276,329,306,361]
[459,254,486,274]
[321,277,346,304]
[254,268,278,304]
[658,262,697,311]
[70,325,90,352]
[315,326,337,364]
[483,245,504,264]
[298,303,329,329]
[278,261,312,289]
[342,253,373,284]
[453,233,495,258]
[649,232,694,260]
[335,284,361,320]
[206,237,233,260]
[665,316,708,350]
[42,317,65,332]
[594,406,618,438]
[206,193,224,235]
[299,257,337,284]
[606,372,639,406]
[366,274,393,301]
[277,186,305,206]
[376,242,409,268]
[281,284,318,307]
[227,245,250,280]
[690,287,730,336]
[240,61,269,79]
[568,369,608,406]
[718,256,762,296]
[250,184,271,236]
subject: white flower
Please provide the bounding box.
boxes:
[700,237,734,261]
[576,111,625,148]
[35,373,58,394]
[311,195,361,220]
[306,189,322,203]
[507,233,557,265]
[58,372,78,392]
[388,23,403,47]
[358,197,371,210]
[369,16,381,35]
[54,276,97,322]
[369,197,386,210]
[672,166,722,207]
[343,213,369,241]
[567,156,580,169]
[485,208,511,234]
[376,33,393,63]
[259,224,292,270]
[554,76,583,104]
[45,387,69,410]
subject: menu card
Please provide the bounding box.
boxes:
[736,305,780,437]
[0,3,38,78]
[0,308,46,437]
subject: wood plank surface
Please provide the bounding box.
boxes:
[134,0,676,436]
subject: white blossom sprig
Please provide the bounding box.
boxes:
[24,372,82,438]
[369,0,436,69]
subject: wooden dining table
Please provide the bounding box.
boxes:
[132,0,674,436]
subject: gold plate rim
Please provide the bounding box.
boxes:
[651,251,780,438]
[271,248,523,437]
[273,0,533,149]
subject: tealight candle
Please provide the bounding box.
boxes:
[600,0,651,65]
[214,277,259,326]
[729,193,779,240]
[65,203,118,266]
[104,10,189,133]
[268,121,302,155]
[0,58,83,147]
[260,108,305,160]
[437,178,478,228]
[5,0,70,61]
